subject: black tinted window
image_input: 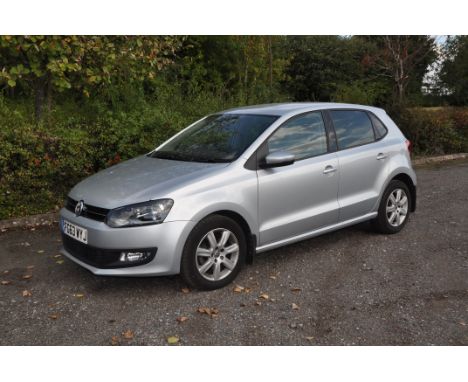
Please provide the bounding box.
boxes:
[267,112,328,160]
[369,113,388,139]
[152,114,277,163]
[331,110,375,149]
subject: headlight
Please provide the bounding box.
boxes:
[106,199,174,228]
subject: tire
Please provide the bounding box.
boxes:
[180,215,246,290]
[372,180,412,234]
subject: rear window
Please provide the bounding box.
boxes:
[330,110,375,150]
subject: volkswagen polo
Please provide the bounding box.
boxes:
[60,103,416,289]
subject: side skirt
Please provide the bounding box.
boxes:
[255,212,378,253]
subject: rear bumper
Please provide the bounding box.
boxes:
[59,208,195,276]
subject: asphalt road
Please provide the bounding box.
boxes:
[1,160,468,345]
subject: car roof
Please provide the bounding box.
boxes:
[221,102,384,116]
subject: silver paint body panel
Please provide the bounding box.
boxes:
[60,102,416,276]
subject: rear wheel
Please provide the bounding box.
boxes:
[180,215,246,290]
[372,180,411,234]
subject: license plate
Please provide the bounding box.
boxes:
[62,219,88,244]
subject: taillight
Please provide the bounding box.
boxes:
[405,140,412,156]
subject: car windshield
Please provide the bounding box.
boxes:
[150,113,278,163]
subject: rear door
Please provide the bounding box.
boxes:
[257,111,340,246]
[328,109,389,222]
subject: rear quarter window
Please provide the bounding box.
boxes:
[330,110,375,150]
[369,113,388,140]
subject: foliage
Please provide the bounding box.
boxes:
[439,36,468,106]
[0,35,467,219]
[0,84,248,219]
[332,80,388,105]
[390,106,468,155]
[0,36,183,119]
[283,36,364,102]
[359,36,437,104]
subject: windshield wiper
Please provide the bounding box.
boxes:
[150,150,231,163]
[150,151,189,161]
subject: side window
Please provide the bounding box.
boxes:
[330,110,375,150]
[369,113,388,140]
[267,112,328,160]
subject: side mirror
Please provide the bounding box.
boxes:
[261,151,295,168]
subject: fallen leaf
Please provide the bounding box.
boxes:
[22,290,32,297]
[233,285,244,293]
[49,314,59,320]
[305,336,315,341]
[22,274,32,280]
[197,307,219,317]
[37,250,44,254]
[1,280,12,285]
[269,275,277,280]
[460,321,467,326]
[111,336,120,345]
[122,330,134,340]
[53,254,62,258]
[3,270,10,274]
[56,260,64,265]
[292,303,300,310]
[259,293,269,300]
[255,301,262,306]
[245,287,251,293]
[176,316,189,323]
[291,288,302,292]
[167,336,179,344]
[74,293,85,298]
[27,265,34,270]
[181,288,190,294]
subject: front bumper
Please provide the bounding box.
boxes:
[59,208,195,276]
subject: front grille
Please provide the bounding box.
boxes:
[65,197,109,222]
[62,234,156,269]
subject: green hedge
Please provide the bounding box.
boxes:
[393,107,468,156]
[1,99,467,220]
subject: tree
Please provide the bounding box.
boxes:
[165,36,287,104]
[439,36,468,105]
[0,36,182,120]
[282,36,365,102]
[368,35,437,104]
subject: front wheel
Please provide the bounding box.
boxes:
[372,180,412,234]
[180,215,246,290]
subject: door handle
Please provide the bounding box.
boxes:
[376,153,387,160]
[323,165,337,174]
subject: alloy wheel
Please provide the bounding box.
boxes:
[195,228,240,281]
[386,188,409,227]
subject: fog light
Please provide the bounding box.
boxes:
[120,251,152,263]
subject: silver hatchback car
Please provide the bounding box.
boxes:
[60,103,416,289]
